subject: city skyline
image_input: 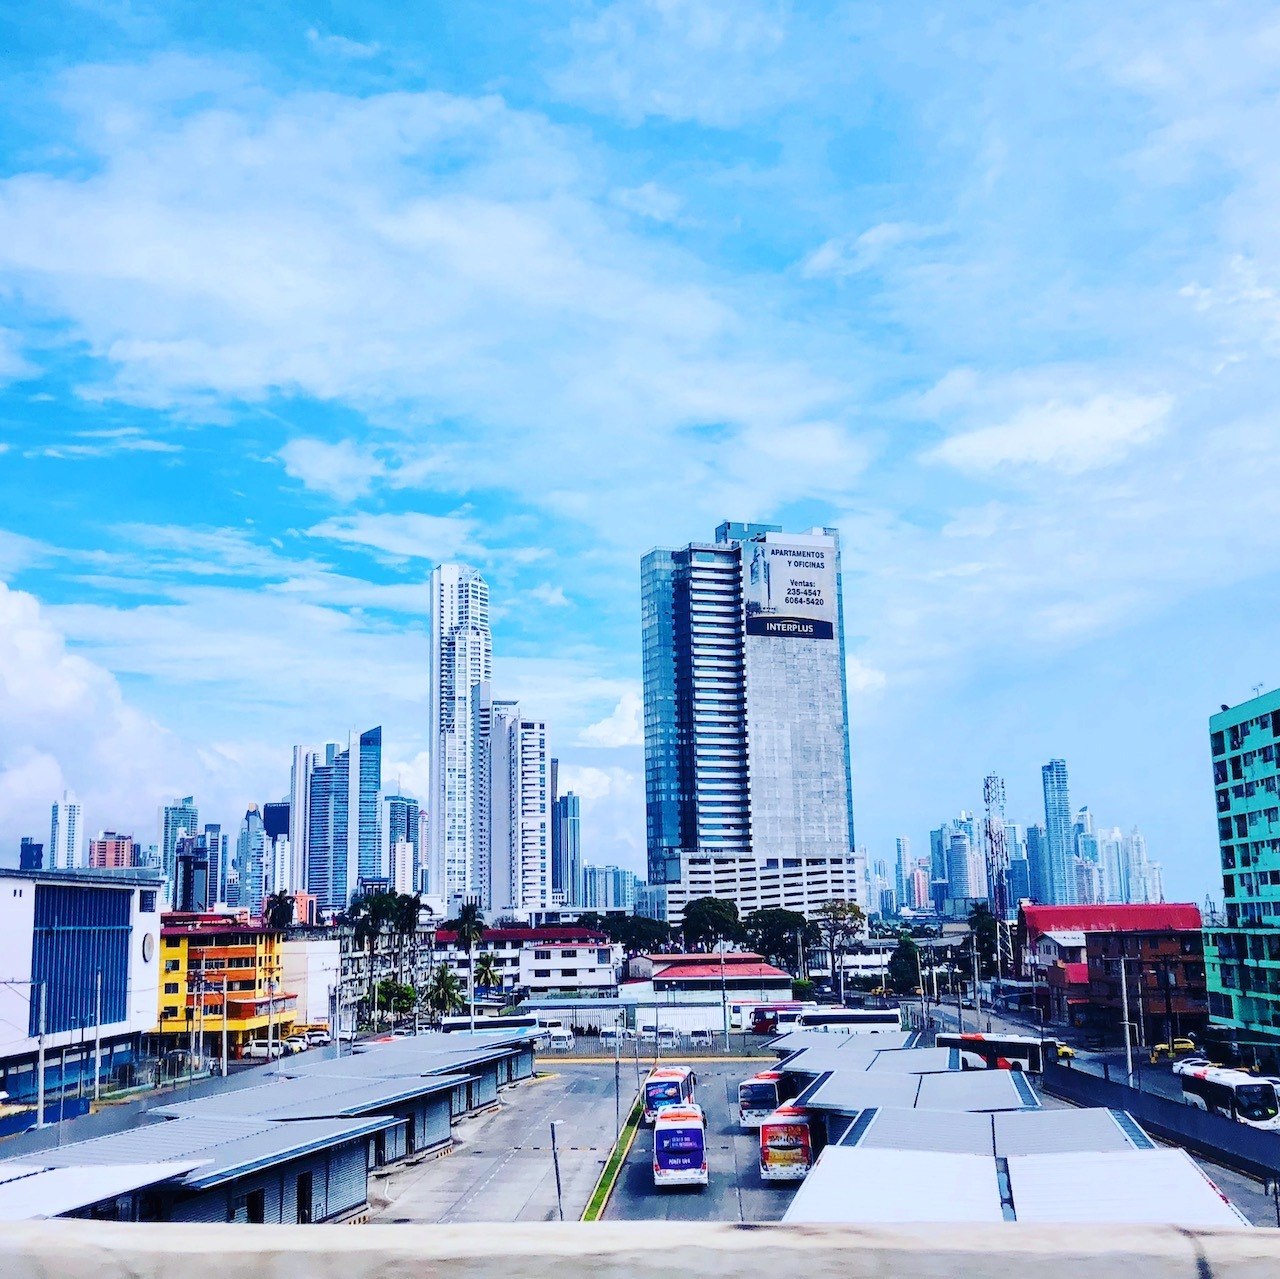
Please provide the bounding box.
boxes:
[3,4,1278,902]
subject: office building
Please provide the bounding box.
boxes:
[552,792,582,908]
[641,521,857,925]
[49,791,82,871]
[88,832,135,870]
[0,866,162,1103]
[1205,688,1280,1053]
[306,729,383,913]
[894,837,910,912]
[379,791,420,889]
[289,746,319,893]
[18,839,42,871]
[582,864,640,913]
[232,806,268,913]
[427,563,493,902]
[174,834,211,912]
[1006,856,1030,905]
[159,797,199,901]
[1025,822,1050,904]
[1041,759,1075,905]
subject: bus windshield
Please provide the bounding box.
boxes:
[1236,1084,1278,1121]
[740,1082,779,1107]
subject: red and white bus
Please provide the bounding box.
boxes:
[935,1033,1055,1073]
[749,1003,816,1035]
[643,1066,697,1123]
[759,1105,812,1181]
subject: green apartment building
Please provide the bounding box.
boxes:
[1205,686,1280,1058]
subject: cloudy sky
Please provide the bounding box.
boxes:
[1,1,1277,899]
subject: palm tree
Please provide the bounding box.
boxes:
[474,951,501,996]
[391,892,422,986]
[453,901,486,1034]
[424,964,463,1023]
[264,891,294,931]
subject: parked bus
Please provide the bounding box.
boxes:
[1180,1066,1280,1128]
[439,1014,538,1035]
[759,1105,812,1181]
[795,1008,904,1033]
[643,1066,697,1123]
[750,1003,817,1036]
[653,1104,708,1188]
[738,1071,789,1128]
[934,1032,1058,1072]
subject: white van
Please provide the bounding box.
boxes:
[244,1040,283,1060]
[549,1028,575,1050]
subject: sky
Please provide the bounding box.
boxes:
[1,1,1278,901]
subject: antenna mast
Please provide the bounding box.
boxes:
[984,774,1009,921]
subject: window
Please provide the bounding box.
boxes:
[164,959,180,972]
[164,982,179,995]
[533,949,551,960]
[561,949,577,958]
[165,937,180,948]
[534,969,550,978]
[561,969,578,978]
[139,890,157,913]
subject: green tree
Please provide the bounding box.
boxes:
[453,901,486,1033]
[742,908,808,973]
[887,931,921,994]
[264,891,294,931]
[967,902,999,979]
[424,965,463,1021]
[812,898,865,1001]
[376,979,418,1017]
[681,896,742,950]
[391,892,423,985]
[575,912,671,953]
[474,951,502,993]
[348,889,398,1025]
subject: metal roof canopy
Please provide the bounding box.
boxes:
[0,1162,205,1221]
[798,1068,1039,1114]
[784,1148,1006,1223]
[284,1041,520,1081]
[865,1048,958,1075]
[1007,1149,1250,1226]
[149,1071,474,1123]
[770,1030,917,1056]
[15,1115,401,1190]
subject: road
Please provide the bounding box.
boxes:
[370,1062,628,1224]
[604,1060,800,1222]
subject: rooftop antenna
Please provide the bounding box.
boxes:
[983,774,1009,923]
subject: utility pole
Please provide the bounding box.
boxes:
[36,982,46,1129]
[720,947,729,1052]
[550,1121,565,1221]
[221,974,229,1078]
[93,972,102,1103]
[1119,955,1134,1086]
[972,931,983,1026]
[614,1034,621,1139]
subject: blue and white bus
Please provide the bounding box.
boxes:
[653,1104,707,1188]
[643,1066,697,1123]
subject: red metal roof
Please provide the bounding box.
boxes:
[434,926,608,944]
[1022,903,1201,942]
[1061,962,1089,985]
[654,962,791,981]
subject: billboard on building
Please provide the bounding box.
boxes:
[743,535,837,640]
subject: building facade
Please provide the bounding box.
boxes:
[427,563,493,903]
[641,522,857,926]
[1205,687,1280,1053]
[88,832,136,870]
[305,729,383,913]
[1041,759,1075,906]
[159,797,199,901]
[49,791,82,871]
[552,792,582,908]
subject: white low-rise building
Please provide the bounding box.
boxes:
[434,926,619,998]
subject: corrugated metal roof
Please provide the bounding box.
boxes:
[770,1030,916,1056]
[854,1108,995,1155]
[150,1072,472,1122]
[784,1148,1005,1223]
[1022,903,1202,940]
[915,1071,1040,1112]
[0,1163,203,1221]
[796,1073,922,1112]
[1007,1150,1249,1225]
[993,1108,1145,1156]
[780,1047,882,1076]
[865,1048,956,1075]
[19,1115,397,1190]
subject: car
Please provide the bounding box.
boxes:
[548,1029,575,1050]
[1172,1055,1215,1077]
[599,1027,635,1044]
[244,1040,283,1060]
[688,1028,716,1047]
[305,1029,332,1046]
[392,1027,416,1037]
[1172,1037,1197,1055]
[1056,1043,1076,1060]
[282,1036,310,1055]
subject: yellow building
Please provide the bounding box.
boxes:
[154,912,298,1059]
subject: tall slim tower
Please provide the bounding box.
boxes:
[289,746,320,893]
[49,791,82,870]
[983,774,1009,919]
[159,796,199,902]
[428,564,493,904]
[1041,759,1075,905]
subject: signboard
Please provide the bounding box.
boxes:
[744,536,837,640]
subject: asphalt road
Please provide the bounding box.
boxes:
[604,1060,800,1222]
[371,1062,629,1224]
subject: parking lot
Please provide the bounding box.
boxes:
[604,1060,801,1222]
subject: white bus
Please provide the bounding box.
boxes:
[653,1104,707,1188]
[1180,1066,1280,1128]
[643,1066,697,1123]
[935,1032,1053,1072]
[794,1008,903,1033]
[737,1070,787,1129]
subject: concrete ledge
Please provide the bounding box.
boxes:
[0,1221,1275,1279]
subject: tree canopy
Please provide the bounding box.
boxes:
[742,907,808,972]
[681,896,742,949]
[967,902,999,978]
[887,931,921,994]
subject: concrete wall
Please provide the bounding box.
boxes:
[0,1221,1273,1278]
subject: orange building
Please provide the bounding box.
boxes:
[154,912,298,1059]
[88,831,135,869]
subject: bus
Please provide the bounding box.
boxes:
[1180,1066,1280,1128]
[738,1071,789,1128]
[643,1066,697,1123]
[653,1104,708,1188]
[794,1008,903,1033]
[439,1014,538,1035]
[759,1105,812,1181]
[935,1033,1054,1072]
[750,1003,817,1035]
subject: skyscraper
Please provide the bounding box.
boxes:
[641,522,857,925]
[159,797,199,902]
[19,838,43,871]
[552,792,582,908]
[49,791,82,870]
[306,728,382,912]
[380,790,420,887]
[483,702,550,913]
[1041,759,1075,905]
[88,832,135,869]
[289,746,319,893]
[1025,822,1051,904]
[428,564,493,903]
[894,837,911,911]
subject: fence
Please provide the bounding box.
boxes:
[1041,1061,1280,1182]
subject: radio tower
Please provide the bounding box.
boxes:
[983,774,1009,921]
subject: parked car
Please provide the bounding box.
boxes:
[392,1027,417,1038]
[244,1040,283,1060]
[689,1028,716,1047]
[599,1027,635,1044]
[282,1036,310,1055]
[1056,1043,1077,1060]
[305,1029,332,1046]
[1172,1056,1216,1077]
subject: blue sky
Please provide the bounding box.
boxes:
[1,1,1278,898]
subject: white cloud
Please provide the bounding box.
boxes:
[278,437,388,502]
[305,28,382,60]
[613,182,683,223]
[0,329,35,383]
[306,512,478,562]
[529,583,570,607]
[925,393,1173,475]
[557,761,645,874]
[579,689,643,747]
[803,223,940,279]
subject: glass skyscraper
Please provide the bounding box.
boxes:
[641,521,857,924]
[1041,759,1076,905]
[306,727,382,911]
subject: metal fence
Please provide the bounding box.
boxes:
[1041,1061,1280,1182]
